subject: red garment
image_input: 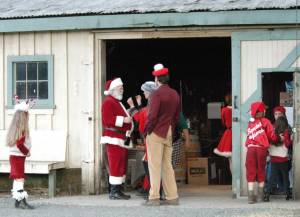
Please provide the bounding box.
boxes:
[9,155,26,179]
[16,136,29,155]
[245,117,279,148]
[106,144,128,185]
[100,95,133,148]
[101,95,132,185]
[250,102,266,118]
[273,106,286,114]
[245,147,268,182]
[133,107,149,161]
[133,107,148,134]
[144,84,180,138]
[142,175,150,190]
[214,106,232,157]
[270,129,292,163]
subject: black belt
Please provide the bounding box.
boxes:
[104,127,126,135]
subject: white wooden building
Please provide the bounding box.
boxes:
[0,0,299,198]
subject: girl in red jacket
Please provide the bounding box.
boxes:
[264,115,292,201]
[127,81,158,197]
[245,102,280,204]
[213,93,232,172]
[6,98,35,209]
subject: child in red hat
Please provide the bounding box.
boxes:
[245,101,281,204]
[264,106,293,201]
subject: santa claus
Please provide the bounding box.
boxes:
[100,78,133,200]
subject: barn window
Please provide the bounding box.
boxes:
[7,55,54,109]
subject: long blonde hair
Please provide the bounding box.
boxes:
[6,111,29,147]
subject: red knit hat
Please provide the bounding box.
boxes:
[273,106,286,114]
[104,78,123,95]
[250,101,266,118]
[152,63,169,76]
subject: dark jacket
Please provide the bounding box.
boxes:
[144,84,180,138]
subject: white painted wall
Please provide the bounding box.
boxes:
[0,31,95,194]
[240,39,300,194]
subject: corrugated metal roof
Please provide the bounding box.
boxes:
[0,0,298,19]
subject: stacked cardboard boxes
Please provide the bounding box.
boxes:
[280,92,293,107]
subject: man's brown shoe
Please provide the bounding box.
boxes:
[160,198,179,206]
[143,199,160,206]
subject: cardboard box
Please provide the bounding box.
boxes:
[187,157,208,185]
[280,92,293,106]
[186,150,201,158]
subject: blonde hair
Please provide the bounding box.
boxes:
[6,111,29,147]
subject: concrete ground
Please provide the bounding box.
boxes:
[0,185,300,217]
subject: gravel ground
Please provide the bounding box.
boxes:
[0,191,300,217]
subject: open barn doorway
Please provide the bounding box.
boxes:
[105,37,232,196]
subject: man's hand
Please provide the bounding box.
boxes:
[124,117,132,123]
[135,95,142,106]
[127,97,134,108]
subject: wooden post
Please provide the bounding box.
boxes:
[48,170,57,197]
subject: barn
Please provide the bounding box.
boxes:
[0,0,299,198]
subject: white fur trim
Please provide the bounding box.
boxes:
[250,117,255,122]
[115,116,124,127]
[104,90,110,96]
[12,181,28,201]
[269,145,288,158]
[100,136,131,149]
[12,190,28,201]
[154,63,164,71]
[14,101,29,112]
[109,176,124,185]
[213,148,232,158]
[109,78,123,91]
[122,175,126,183]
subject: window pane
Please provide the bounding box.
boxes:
[27,63,37,80]
[38,81,48,99]
[27,82,37,99]
[16,63,26,81]
[16,82,26,99]
[38,62,48,80]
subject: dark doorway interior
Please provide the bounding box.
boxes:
[262,72,293,122]
[106,37,232,185]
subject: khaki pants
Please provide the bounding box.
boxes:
[146,126,178,200]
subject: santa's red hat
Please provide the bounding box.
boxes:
[152,63,169,76]
[273,106,286,114]
[250,101,266,121]
[104,78,123,95]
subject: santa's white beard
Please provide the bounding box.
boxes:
[112,92,123,101]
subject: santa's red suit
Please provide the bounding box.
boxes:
[214,106,232,157]
[245,102,279,183]
[100,79,133,186]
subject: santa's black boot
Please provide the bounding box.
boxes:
[21,198,34,209]
[109,185,130,200]
[14,200,21,209]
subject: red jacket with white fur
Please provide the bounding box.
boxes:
[100,95,133,148]
[245,117,279,148]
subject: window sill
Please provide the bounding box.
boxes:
[6,108,55,115]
